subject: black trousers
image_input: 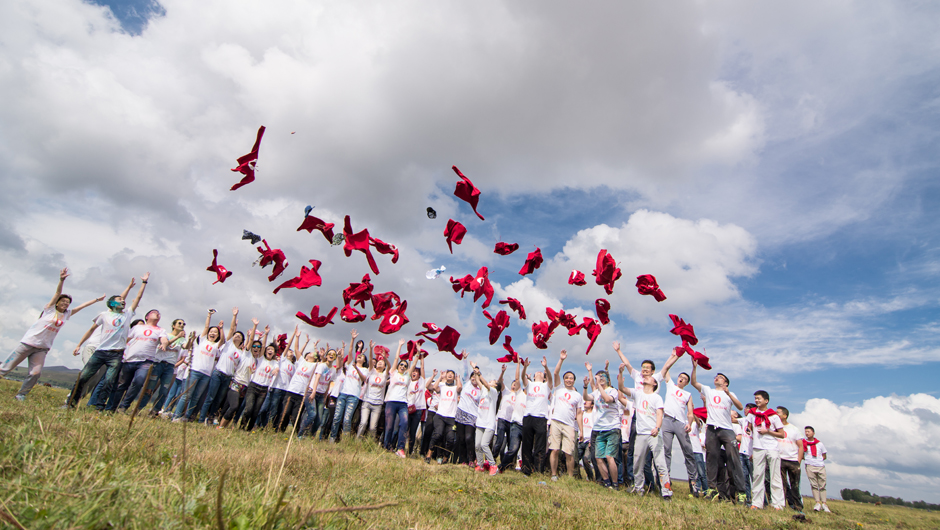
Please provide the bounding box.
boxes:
[455,421,476,464]
[521,416,547,475]
[278,391,304,432]
[407,410,423,454]
[429,414,456,460]
[781,459,804,510]
[705,425,747,497]
[239,382,267,431]
[421,410,437,457]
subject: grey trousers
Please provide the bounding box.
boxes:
[661,415,698,487]
[632,433,672,496]
[0,343,50,398]
[475,427,496,465]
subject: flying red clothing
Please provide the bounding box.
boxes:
[207,249,232,284]
[272,259,322,294]
[452,165,485,221]
[230,126,265,191]
[296,305,337,328]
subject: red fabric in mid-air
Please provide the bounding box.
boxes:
[256,240,288,282]
[469,267,495,308]
[452,165,485,221]
[230,126,265,191]
[272,259,322,294]
[370,291,401,320]
[669,314,698,346]
[592,249,622,295]
[296,305,337,328]
[518,248,543,276]
[483,310,510,345]
[636,274,667,302]
[531,320,553,349]
[296,215,335,243]
[494,242,519,255]
[369,236,399,264]
[340,304,367,323]
[207,249,232,284]
[427,325,460,353]
[401,339,428,361]
[444,219,467,254]
[499,298,526,320]
[343,215,379,275]
[496,335,519,363]
[595,298,611,325]
[568,270,586,286]
[378,300,409,334]
[342,274,374,308]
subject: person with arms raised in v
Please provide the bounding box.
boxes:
[585,360,620,490]
[520,356,552,475]
[660,350,700,496]
[549,350,583,482]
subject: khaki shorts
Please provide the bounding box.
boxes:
[548,419,576,454]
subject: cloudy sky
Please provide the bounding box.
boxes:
[1,0,939,502]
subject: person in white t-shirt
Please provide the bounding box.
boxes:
[455,356,484,467]
[586,361,620,489]
[405,353,427,455]
[776,406,804,511]
[732,408,753,503]
[299,341,343,439]
[357,341,389,440]
[199,308,246,424]
[690,361,747,503]
[474,366,502,474]
[383,340,417,456]
[141,317,190,414]
[690,416,708,494]
[69,272,150,409]
[1,268,104,400]
[330,330,368,442]
[747,390,786,510]
[218,327,265,429]
[520,356,552,476]
[620,369,672,498]
[419,369,440,459]
[277,333,315,433]
[173,309,228,421]
[548,350,583,481]
[426,367,462,464]
[660,356,700,496]
[239,332,289,431]
[802,426,830,513]
[106,308,169,412]
[577,393,596,481]
[497,361,525,473]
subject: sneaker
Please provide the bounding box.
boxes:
[436,458,443,465]
[749,506,760,510]
[702,489,717,500]
[737,493,748,505]
[551,476,558,482]
[662,495,672,501]
[396,449,406,458]
[14,394,26,402]
[474,466,485,472]
[489,466,498,476]
[813,503,821,512]
[822,504,831,513]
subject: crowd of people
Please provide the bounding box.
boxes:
[1,269,832,513]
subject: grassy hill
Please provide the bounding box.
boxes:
[2,365,80,390]
[1,379,937,529]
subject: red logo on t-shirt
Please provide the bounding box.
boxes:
[446,390,453,398]
[388,315,401,325]
[564,392,571,401]
[264,366,272,373]
[144,329,153,337]
[374,376,382,385]
[713,395,721,405]
[471,388,478,397]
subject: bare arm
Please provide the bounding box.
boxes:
[393,338,405,368]
[553,350,566,388]
[685,398,694,433]
[726,390,743,410]
[652,408,663,436]
[521,359,530,390]
[496,363,506,390]
[202,309,216,338]
[542,357,552,390]
[70,294,106,315]
[72,322,100,355]
[660,351,680,380]
[226,307,239,341]
[612,341,634,374]
[128,272,150,313]
[690,362,704,392]
[616,366,632,398]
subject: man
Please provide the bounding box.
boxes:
[747,391,785,510]
[661,358,699,496]
[776,406,804,511]
[106,308,169,412]
[690,360,748,504]
[585,361,620,489]
[620,366,673,499]
[549,350,583,481]
[802,426,830,513]
[69,272,150,409]
[520,357,552,475]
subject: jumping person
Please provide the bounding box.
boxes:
[330,331,367,442]
[106,308,169,412]
[660,355,699,496]
[619,365,672,499]
[426,368,460,464]
[140,318,187,413]
[474,367,501,475]
[199,308,243,424]
[585,361,621,489]
[1,268,104,400]
[455,356,483,466]
[520,356,552,475]
[218,324,264,429]
[172,309,225,421]
[279,333,315,433]
[357,341,388,440]
[549,350,583,481]
[382,340,415,456]
[405,353,427,455]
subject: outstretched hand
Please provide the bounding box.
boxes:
[59,268,70,281]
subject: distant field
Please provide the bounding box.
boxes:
[1,379,938,529]
[2,365,80,390]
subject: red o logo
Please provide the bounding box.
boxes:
[446,390,453,397]
[55,319,63,326]
[206,346,214,353]
[112,318,120,326]
[713,396,721,405]
[264,366,271,373]
[471,389,478,397]
[374,377,381,384]
[675,390,682,398]
[642,400,648,409]
[564,392,571,401]
[144,329,153,337]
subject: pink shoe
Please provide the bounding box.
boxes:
[474,466,485,472]
[489,466,499,476]
[396,449,406,458]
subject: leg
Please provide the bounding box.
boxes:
[357,402,373,438]
[368,403,383,436]
[520,417,535,475]
[407,410,421,454]
[704,427,721,495]
[501,422,522,471]
[751,449,768,508]
[420,410,436,456]
[533,418,548,474]
[319,397,336,440]
[0,345,49,399]
[0,344,34,380]
[119,362,152,411]
[342,396,360,434]
[632,434,651,492]
[475,427,486,466]
[626,415,637,484]
[464,421,477,463]
[650,435,672,496]
[672,426,699,494]
[739,453,753,503]
[694,454,708,492]
[96,354,124,410]
[493,419,508,460]
[482,428,496,466]
[442,417,457,462]
[106,361,137,412]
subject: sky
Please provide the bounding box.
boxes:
[1,0,939,503]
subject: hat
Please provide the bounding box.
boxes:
[444,219,467,254]
[342,274,374,308]
[636,274,667,302]
[452,165,485,221]
[207,249,233,284]
[378,300,409,334]
[304,205,313,217]
[296,215,335,243]
[343,216,380,275]
[568,270,586,286]
[669,314,698,346]
[483,309,510,345]
[256,240,289,282]
[494,242,519,255]
[230,126,265,191]
[592,249,622,295]
[296,305,337,328]
[594,298,610,325]
[519,248,544,276]
[370,291,401,320]
[499,298,527,320]
[496,335,519,363]
[242,230,261,245]
[272,259,322,294]
[426,207,437,219]
[340,304,367,323]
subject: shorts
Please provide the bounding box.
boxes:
[595,429,622,459]
[548,419,576,454]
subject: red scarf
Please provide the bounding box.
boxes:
[752,408,777,429]
[803,438,820,457]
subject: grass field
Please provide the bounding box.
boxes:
[1,380,937,529]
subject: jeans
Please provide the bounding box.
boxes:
[139,361,175,411]
[739,453,754,504]
[198,369,232,423]
[298,393,327,438]
[383,401,408,451]
[780,459,803,510]
[705,426,747,497]
[330,394,360,440]
[162,378,185,413]
[521,416,547,475]
[174,370,212,420]
[320,396,337,440]
[240,382,268,431]
[500,422,523,471]
[0,343,49,398]
[107,360,152,411]
[694,453,708,492]
[69,349,123,409]
[494,419,510,458]
[256,388,285,429]
[577,440,595,480]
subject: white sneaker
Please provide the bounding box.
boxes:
[813,503,821,512]
[551,476,558,482]
[822,504,831,513]
[14,395,26,402]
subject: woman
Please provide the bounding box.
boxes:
[426,367,462,464]
[321,362,345,440]
[219,324,265,429]
[357,341,388,440]
[278,332,314,433]
[299,344,342,438]
[160,332,196,416]
[420,368,440,462]
[455,357,483,466]
[1,268,104,400]
[258,332,297,429]
[329,331,367,442]
[406,353,427,455]
[383,339,415,456]
[173,309,226,422]
[199,308,244,424]
[475,366,502,475]
[141,318,187,413]
[240,330,289,431]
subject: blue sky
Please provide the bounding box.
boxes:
[2,0,939,502]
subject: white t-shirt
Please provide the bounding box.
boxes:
[123,324,168,363]
[634,391,664,435]
[663,379,692,423]
[690,421,704,454]
[427,378,440,410]
[524,380,551,419]
[250,357,279,387]
[156,334,185,364]
[273,356,296,391]
[408,377,427,410]
[619,401,632,439]
[551,387,584,427]
[190,337,222,376]
[329,372,345,398]
[778,423,802,461]
[747,410,785,451]
[630,368,663,397]
[592,387,621,431]
[457,383,483,417]
[437,382,460,418]
[21,307,72,349]
[174,350,191,380]
[232,354,257,386]
[385,371,409,403]
[94,309,136,351]
[802,439,827,467]
[580,408,595,439]
[313,363,337,395]
[700,385,738,431]
[286,359,317,395]
[363,369,388,405]
[476,388,499,430]
[215,342,242,376]
[733,420,751,456]
[340,364,365,396]
[496,388,517,422]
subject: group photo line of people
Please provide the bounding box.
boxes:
[1,268,832,513]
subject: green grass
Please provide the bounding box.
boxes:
[1,380,938,529]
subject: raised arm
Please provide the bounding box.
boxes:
[119,277,136,302]
[496,363,507,391]
[513,360,521,389]
[660,350,680,380]
[612,341,634,374]
[553,350,566,388]
[367,340,375,369]
[47,268,68,308]
[226,307,239,341]
[417,353,426,379]
[393,338,405,369]
[247,318,259,346]
[520,358,531,390]
[616,364,633,398]
[70,294,106,315]
[72,322,100,356]
[202,308,216,338]
[583,375,591,402]
[474,363,491,391]
[542,357,552,389]
[690,362,704,392]
[128,272,150,313]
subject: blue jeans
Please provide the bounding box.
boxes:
[107,360,152,411]
[256,388,284,429]
[330,393,360,440]
[500,422,523,471]
[694,453,708,492]
[69,349,123,409]
[139,361,175,410]
[739,453,754,503]
[174,370,211,419]
[87,376,109,408]
[198,369,232,423]
[162,378,184,413]
[298,393,326,438]
[494,419,510,458]
[383,401,408,451]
